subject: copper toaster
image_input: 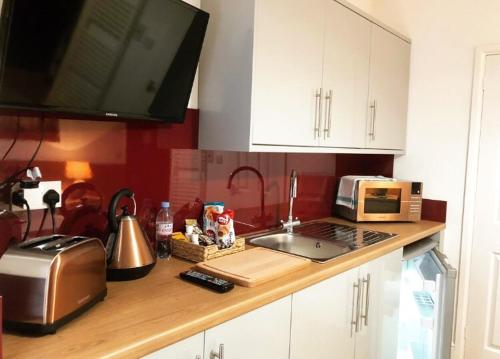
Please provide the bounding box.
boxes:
[0,235,107,334]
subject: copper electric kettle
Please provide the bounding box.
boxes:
[106,188,156,281]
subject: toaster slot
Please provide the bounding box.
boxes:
[20,235,66,249]
[43,236,90,251]
[60,236,89,248]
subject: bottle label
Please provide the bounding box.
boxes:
[157,223,173,236]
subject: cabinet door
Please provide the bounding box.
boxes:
[142,332,204,359]
[204,296,291,359]
[319,1,371,148]
[366,26,410,150]
[251,0,325,147]
[355,248,403,359]
[290,267,359,359]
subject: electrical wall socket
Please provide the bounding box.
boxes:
[10,181,62,212]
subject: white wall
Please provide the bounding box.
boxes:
[345,1,500,357]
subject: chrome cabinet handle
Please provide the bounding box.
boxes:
[369,100,377,140]
[324,90,333,139]
[361,274,371,326]
[213,343,224,359]
[314,88,322,139]
[355,278,362,333]
[350,280,358,337]
[351,278,362,336]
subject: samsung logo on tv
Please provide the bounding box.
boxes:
[105,112,118,117]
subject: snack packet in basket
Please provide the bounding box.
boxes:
[215,210,235,249]
[203,202,224,238]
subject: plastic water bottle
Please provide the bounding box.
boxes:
[156,201,173,259]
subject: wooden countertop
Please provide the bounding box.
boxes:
[4,218,445,358]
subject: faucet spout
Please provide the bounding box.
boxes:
[227,166,266,220]
[282,169,300,234]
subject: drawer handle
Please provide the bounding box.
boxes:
[361,274,371,326]
[351,279,361,336]
[213,343,224,359]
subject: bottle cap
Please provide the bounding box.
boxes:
[161,201,170,208]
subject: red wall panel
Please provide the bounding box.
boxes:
[0,110,395,247]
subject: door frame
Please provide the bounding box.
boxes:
[455,45,500,359]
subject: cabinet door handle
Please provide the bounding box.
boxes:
[314,88,322,139]
[361,274,371,326]
[213,343,224,359]
[351,278,362,336]
[369,100,377,140]
[324,90,333,139]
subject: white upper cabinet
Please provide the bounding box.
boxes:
[251,0,325,147]
[319,1,371,149]
[199,0,410,153]
[366,26,410,150]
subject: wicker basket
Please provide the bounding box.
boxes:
[172,236,245,262]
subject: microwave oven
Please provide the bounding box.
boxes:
[336,177,423,222]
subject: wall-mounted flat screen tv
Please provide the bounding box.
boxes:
[0,0,209,122]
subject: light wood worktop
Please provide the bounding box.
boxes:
[4,218,445,358]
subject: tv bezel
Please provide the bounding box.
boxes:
[0,0,209,123]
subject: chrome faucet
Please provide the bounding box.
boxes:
[281,169,300,234]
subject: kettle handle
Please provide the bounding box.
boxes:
[108,188,136,232]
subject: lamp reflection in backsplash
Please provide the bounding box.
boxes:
[64,161,93,183]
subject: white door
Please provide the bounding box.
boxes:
[204,296,291,359]
[142,332,204,359]
[290,266,358,359]
[356,249,403,359]
[366,26,410,150]
[251,0,325,147]
[319,0,370,149]
[465,54,500,359]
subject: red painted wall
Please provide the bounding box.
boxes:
[0,110,394,246]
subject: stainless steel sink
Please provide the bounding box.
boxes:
[249,221,397,263]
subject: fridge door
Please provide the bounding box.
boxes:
[398,243,457,359]
[429,248,457,359]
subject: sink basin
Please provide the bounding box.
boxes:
[250,232,354,262]
[249,221,396,263]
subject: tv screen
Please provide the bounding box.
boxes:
[0,0,209,122]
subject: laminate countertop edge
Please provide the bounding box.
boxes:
[4,218,445,359]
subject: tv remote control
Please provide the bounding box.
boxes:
[180,270,235,293]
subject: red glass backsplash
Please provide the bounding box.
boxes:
[0,110,394,246]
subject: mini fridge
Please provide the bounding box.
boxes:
[397,238,457,359]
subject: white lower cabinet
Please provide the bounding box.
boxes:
[142,332,204,359]
[356,249,403,359]
[145,250,402,359]
[204,295,292,359]
[290,267,359,359]
[290,249,403,359]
